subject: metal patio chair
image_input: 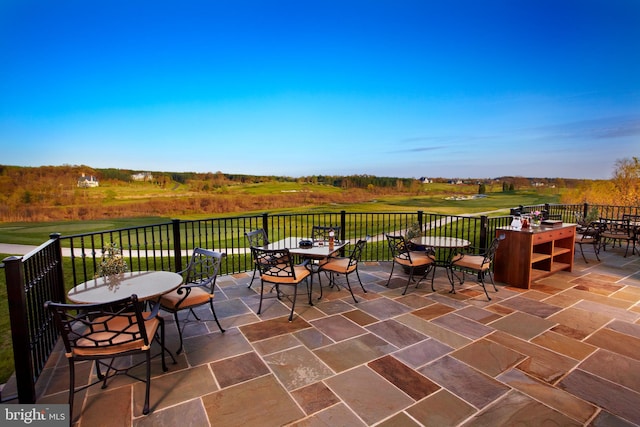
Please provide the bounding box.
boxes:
[45,295,168,421]
[317,236,369,303]
[252,247,313,321]
[449,234,505,301]
[159,248,225,354]
[385,233,436,295]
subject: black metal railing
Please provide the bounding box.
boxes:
[3,202,639,403]
[3,234,65,403]
[58,210,498,288]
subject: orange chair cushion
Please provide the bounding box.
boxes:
[261,265,311,284]
[73,314,160,357]
[451,254,490,271]
[320,257,356,274]
[394,251,435,267]
[160,286,212,310]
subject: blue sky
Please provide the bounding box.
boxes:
[1,0,638,179]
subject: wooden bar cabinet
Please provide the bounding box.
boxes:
[494,224,577,289]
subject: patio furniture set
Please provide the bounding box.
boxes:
[48,223,509,422]
[574,214,640,263]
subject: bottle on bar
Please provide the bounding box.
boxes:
[329,228,335,250]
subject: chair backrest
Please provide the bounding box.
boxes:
[386,234,412,262]
[347,236,370,267]
[578,221,604,240]
[45,295,150,356]
[182,248,225,293]
[484,234,505,263]
[252,247,299,279]
[622,214,640,225]
[600,217,632,236]
[311,226,341,242]
[245,229,270,247]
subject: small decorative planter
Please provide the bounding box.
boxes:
[96,242,128,288]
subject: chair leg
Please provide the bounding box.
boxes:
[344,274,358,304]
[100,358,117,389]
[68,359,76,423]
[487,270,498,292]
[257,280,265,315]
[173,312,185,355]
[355,269,367,294]
[94,356,105,380]
[429,265,437,292]
[248,264,258,288]
[209,300,225,333]
[479,273,491,301]
[316,269,324,300]
[450,270,463,294]
[143,350,151,415]
[327,271,338,289]
[288,284,298,322]
[414,264,432,290]
[158,317,168,372]
[402,267,414,295]
[386,261,396,287]
[307,275,314,306]
[189,308,201,321]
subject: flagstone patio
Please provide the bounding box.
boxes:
[11,245,640,426]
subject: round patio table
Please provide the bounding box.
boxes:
[411,236,471,292]
[67,270,182,304]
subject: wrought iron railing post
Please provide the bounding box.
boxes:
[479,215,489,249]
[583,203,589,220]
[262,213,269,237]
[172,219,182,272]
[3,255,36,403]
[340,210,346,242]
[49,233,65,303]
[417,210,424,231]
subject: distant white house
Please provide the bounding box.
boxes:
[419,177,432,183]
[131,172,153,181]
[77,173,99,188]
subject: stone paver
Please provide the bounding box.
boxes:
[23,247,640,426]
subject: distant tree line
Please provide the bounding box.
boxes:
[1,160,636,222]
